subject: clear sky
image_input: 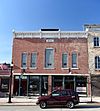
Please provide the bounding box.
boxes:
[0,0,100,63]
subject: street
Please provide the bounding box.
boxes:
[0,104,100,111]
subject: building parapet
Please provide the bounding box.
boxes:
[84,24,100,32]
[13,31,87,39]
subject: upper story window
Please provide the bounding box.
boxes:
[21,53,27,68]
[62,53,68,68]
[95,56,100,69]
[94,37,99,47]
[30,52,37,68]
[45,48,54,69]
[72,52,77,68]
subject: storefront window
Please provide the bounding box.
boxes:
[53,76,63,90]
[76,76,87,95]
[1,78,9,92]
[28,76,40,96]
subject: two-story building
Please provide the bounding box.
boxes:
[0,63,10,97]
[85,24,100,96]
[12,29,89,96]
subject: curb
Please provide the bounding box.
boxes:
[0,103,37,106]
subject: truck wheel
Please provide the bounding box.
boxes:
[40,101,47,109]
[66,101,74,109]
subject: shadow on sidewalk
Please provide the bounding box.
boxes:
[42,104,100,109]
[75,104,100,109]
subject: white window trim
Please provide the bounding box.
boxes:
[71,68,79,70]
[21,67,27,69]
[95,68,100,70]
[61,68,69,70]
[29,67,37,69]
[44,67,55,70]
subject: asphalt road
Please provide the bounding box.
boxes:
[0,104,100,111]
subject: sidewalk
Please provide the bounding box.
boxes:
[0,96,38,106]
[0,96,100,106]
[80,96,100,103]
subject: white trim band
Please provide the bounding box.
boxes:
[13,73,89,76]
[13,31,87,39]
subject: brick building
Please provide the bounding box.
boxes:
[0,63,10,97]
[12,29,89,96]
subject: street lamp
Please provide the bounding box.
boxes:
[8,62,13,103]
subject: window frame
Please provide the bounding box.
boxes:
[30,52,37,69]
[72,52,78,68]
[44,48,54,69]
[94,37,99,47]
[95,56,100,70]
[21,52,27,69]
[62,53,68,69]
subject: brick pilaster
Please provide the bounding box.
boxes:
[48,75,52,95]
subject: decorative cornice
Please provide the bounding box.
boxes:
[13,31,87,39]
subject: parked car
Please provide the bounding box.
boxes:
[36,89,79,109]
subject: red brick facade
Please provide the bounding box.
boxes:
[13,38,88,75]
[12,31,89,96]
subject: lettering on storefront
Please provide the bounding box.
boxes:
[76,87,86,92]
[1,84,8,89]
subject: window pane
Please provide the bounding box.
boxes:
[52,91,60,96]
[95,56,98,69]
[45,49,54,68]
[95,56,100,69]
[98,57,100,68]
[94,37,96,46]
[72,53,77,68]
[62,53,67,68]
[94,37,99,46]
[21,53,27,68]
[31,53,37,68]
[97,37,99,46]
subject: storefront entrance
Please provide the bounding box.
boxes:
[13,75,48,96]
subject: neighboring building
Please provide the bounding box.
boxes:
[12,29,89,96]
[0,63,10,97]
[85,24,100,96]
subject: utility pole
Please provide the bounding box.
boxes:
[8,62,13,103]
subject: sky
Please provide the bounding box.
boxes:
[0,0,100,63]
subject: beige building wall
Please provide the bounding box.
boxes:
[85,24,100,96]
[88,31,100,75]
